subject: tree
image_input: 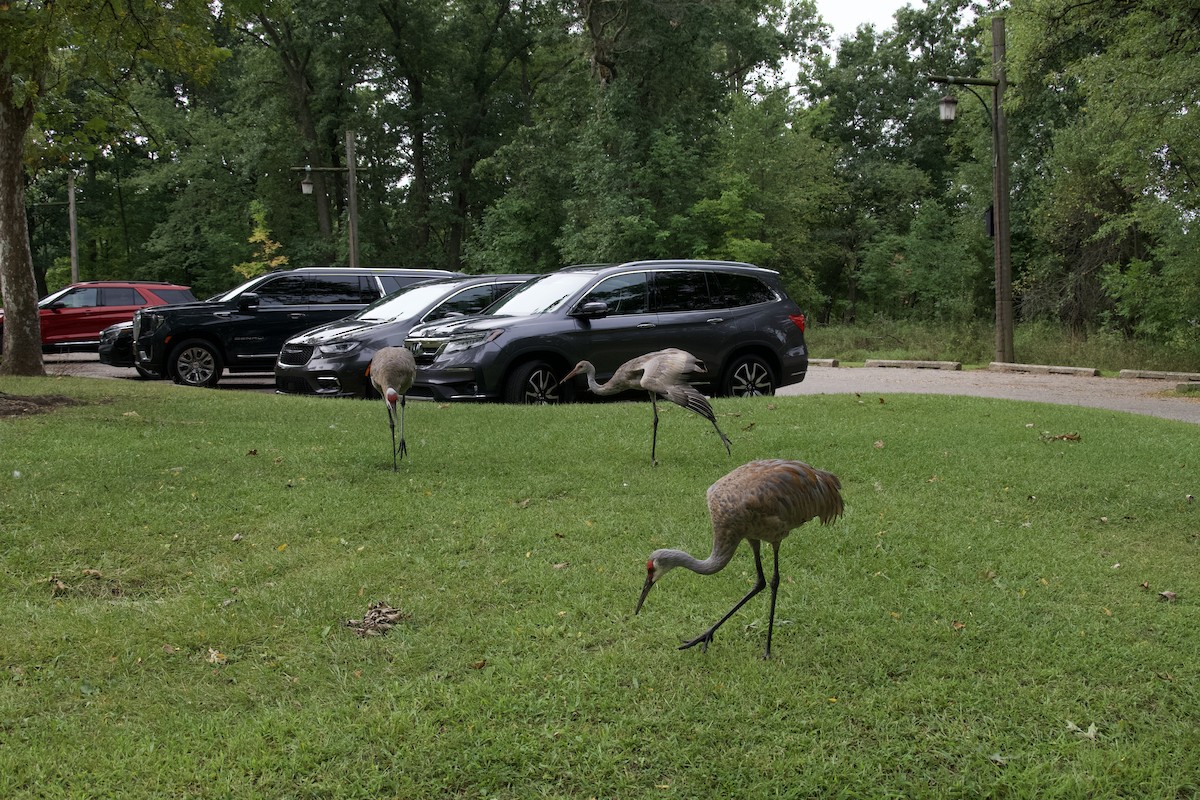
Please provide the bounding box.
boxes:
[0,0,225,375]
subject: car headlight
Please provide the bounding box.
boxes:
[135,310,163,336]
[316,340,363,356]
[441,329,502,355]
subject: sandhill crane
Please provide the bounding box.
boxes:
[368,347,416,470]
[560,348,732,465]
[635,459,844,658]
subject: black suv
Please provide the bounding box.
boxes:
[403,260,808,403]
[133,266,457,387]
[274,274,534,398]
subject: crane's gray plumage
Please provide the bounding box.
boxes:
[636,459,844,658]
[369,347,416,470]
[561,348,731,464]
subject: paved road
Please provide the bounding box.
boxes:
[43,353,1200,425]
[780,365,1200,425]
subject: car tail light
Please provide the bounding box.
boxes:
[788,313,806,332]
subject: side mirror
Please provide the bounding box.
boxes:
[237,292,260,312]
[570,301,609,319]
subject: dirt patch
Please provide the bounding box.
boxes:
[0,392,83,419]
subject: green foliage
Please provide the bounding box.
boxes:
[2,378,1199,796]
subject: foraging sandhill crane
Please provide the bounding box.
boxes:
[560,348,732,465]
[635,459,844,658]
[368,347,416,470]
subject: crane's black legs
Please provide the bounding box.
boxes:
[396,395,408,462]
[649,393,660,466]
[763,542,781,659]
[679,540,767,653]
[385,404,398,471]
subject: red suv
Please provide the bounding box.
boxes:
[0,280,196,351]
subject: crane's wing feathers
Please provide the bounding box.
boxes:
[708,460,844,537]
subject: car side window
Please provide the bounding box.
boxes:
[652,271,715,312]
[426,286,496,321]
[578,272,649,315]
[709,272,778,308]
[308,275,377,304]
[57,288,99,308]
[101,287,139,306]
[255,275,309,306]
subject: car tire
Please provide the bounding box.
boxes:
[504,359,572,404]
[169,339,223,388]
[721,354,776,397]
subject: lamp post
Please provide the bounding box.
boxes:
[291,130,362,268]
[930,16,1013,364]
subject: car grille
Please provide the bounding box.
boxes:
[278,343,315,366]
[406,339,442,366]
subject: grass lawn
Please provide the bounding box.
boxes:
[1,376,1198,798]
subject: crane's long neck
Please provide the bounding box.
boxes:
[654,535,740,576]
[580,363,619,396]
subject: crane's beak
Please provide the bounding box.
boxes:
[555,365,581,390]
[634,572,655,615]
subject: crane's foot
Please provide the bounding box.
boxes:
[397,439,408,461]
[678,630,715,652]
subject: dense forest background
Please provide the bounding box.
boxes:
[9,0,1200,361]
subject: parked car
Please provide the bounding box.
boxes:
[0,280,195,353]
[403,260,808,404]
[275,274,535,398]
[98,322,151,376]
[133,266,458,388]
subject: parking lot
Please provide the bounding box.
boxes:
[40,351,1200,424]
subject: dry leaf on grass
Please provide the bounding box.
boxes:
[1066,720,1098,740]
[346,601,412,637]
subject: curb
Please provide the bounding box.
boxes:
[864,359,961,370]
[1119,369,1200,382]
[989,361,1099,377]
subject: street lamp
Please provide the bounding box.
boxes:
[291,130,362,268]
[929,16,1013,364]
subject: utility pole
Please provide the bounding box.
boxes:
[929,16,1013,363]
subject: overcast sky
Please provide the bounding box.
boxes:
[816,0,914,40]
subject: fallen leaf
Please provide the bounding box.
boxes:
[552,562,570,569]
[471,660,487,670]
[951,620,965,631]
[1066,720,1098,740]
[1102,607,1112,617]
[81,569,102,578]
[878,397,885,404]
[1140,581,1150,591]
[122,411,140,418]
[247,449,257,456]
[162,644,177,655]
[232,533,243,542]
[1159,591,1178,602]
[276,543,288,552]
[207,648,227,665]
[873,440,885,449]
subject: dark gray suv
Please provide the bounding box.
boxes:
[403,260,808,403]
[133,266,457,388]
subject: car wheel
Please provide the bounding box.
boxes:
[504,360,572,404]
[721,354,776,397]
[169,339,223,388]
[134,364,162,380]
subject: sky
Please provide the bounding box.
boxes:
[816,0,913,40]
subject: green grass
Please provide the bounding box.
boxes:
[808,319,1200,373]
[2,376,1199,798]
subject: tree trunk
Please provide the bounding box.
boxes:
[0,69,46,377]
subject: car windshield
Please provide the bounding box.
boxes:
[355,281,459,323]
[211,275,268,303]
[483,272,593,316]
[38,287,72,307]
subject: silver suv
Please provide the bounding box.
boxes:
[404,260,808,403]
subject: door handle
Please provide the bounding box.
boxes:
[288,313,306,319]
[706,317,725,324]
[636,323,656,328]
